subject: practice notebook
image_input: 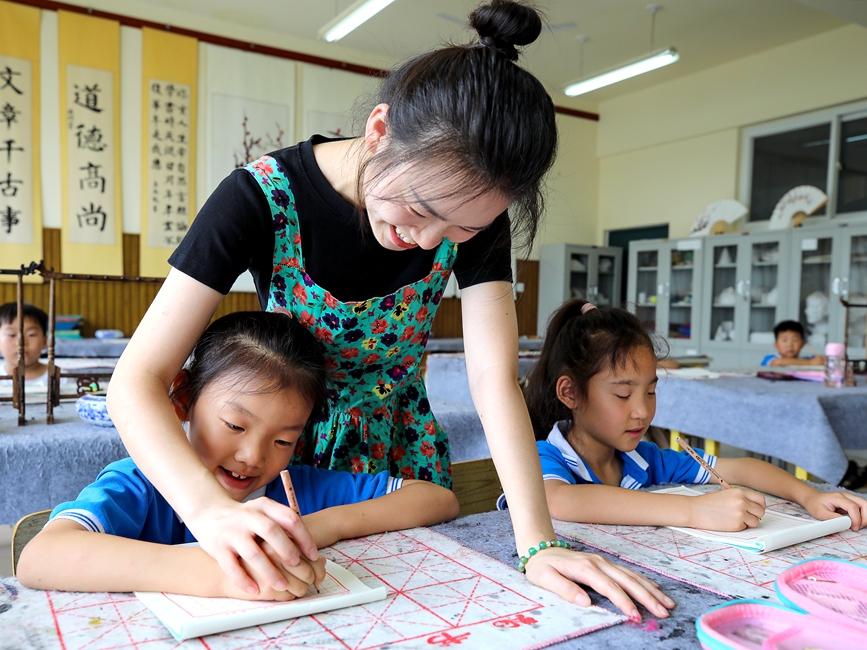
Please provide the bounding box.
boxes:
[653,485,851,553]
[135,558,387,641]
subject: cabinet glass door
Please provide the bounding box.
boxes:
[635,250,658,332]
[595,254,616,307]
[797,237,833,348]
[568,252,590,301]
[747,241,782,347]
[668,248,695,341]
[846,235,867,352]
[709,243,738,344]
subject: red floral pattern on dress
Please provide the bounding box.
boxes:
[249,155,456,487]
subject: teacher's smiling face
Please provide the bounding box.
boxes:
[364,169,510,252]
[360,104,510,252]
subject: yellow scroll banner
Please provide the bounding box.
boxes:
[58,10,122,275]
[0,1,41,281]
[140,28,198,278]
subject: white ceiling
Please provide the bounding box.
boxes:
[80,0,857,112]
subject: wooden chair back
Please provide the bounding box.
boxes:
[11,510,51,576]
[451,458,502,516]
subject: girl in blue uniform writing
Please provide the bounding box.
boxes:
[107,0,673,619]
[18,311,459,597]
[520,299,867,531]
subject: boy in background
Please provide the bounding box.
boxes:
[761,320,824,367]
[0,302,50,385]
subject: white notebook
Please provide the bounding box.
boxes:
[136,559,387,641]
[653,486,851,553]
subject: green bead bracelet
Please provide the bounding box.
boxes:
[517,538,572,573]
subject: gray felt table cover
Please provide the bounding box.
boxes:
[0,403,129,525]
[653,374,867,484]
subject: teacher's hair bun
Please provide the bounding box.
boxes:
[469,0,543,62]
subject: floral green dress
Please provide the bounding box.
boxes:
[246,155,456,487]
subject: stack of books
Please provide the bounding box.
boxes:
[54,314,83,339]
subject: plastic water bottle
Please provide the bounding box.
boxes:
[824,342,847,388]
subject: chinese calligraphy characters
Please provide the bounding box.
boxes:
[147,79,192,249]
[66,65,115,244]
[0,55,32,244]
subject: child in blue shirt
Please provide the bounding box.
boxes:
[760,320,824,367]
[517,299,867,532]
[17,311,458,599]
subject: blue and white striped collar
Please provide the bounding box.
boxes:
[546,421,650,490]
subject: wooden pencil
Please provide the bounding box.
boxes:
[676,437,732,489]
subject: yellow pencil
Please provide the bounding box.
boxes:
[676,437,732,489]
[279,469,318,593]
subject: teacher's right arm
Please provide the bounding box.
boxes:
[108,270,319,594]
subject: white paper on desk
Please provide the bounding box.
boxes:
[135,559,387,641]
[653,486,851,553]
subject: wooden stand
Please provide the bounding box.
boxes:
[0,260,163,425]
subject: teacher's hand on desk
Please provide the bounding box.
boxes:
[189,496,322,596]
[524,547,676,621]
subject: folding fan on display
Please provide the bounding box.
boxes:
[689,199,749,237]
[768,186,828,230]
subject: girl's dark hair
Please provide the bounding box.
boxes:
[524,300,662,441]
[173,311,327,413]
[361,0,557,253]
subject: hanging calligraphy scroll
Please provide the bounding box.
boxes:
[140,28,197,278]
[0,1,42,279]
[58,10,122,275]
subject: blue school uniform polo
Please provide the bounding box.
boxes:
[49,458,403,544]
[497,422,717,510]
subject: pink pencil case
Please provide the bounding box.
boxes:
[696,558,867,649]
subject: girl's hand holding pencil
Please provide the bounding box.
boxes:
[691,489,767,531]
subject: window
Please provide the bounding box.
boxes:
[838,115,867,215]
[742,102,867,223]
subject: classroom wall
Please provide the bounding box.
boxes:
[534,114,600,257]
[596,23,867,242]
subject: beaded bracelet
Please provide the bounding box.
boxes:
[517,539,572,573]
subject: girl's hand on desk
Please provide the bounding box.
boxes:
[190,497,320,595]
[223,548,323,601]
[524,547,675,621]
[802,490,867,531]
[692,488,766,531]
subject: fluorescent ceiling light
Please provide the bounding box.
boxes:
[319,0,396,42]
[564,48,679,97]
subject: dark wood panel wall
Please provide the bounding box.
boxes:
[1,229,259,337]
[2,229,539,338]
[429,259,539,339]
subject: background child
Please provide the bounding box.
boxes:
[521,299,867,532]
[761,320,824,367]
[17,311,459,598]
[0,302,49,385]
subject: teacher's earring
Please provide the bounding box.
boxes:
[169,369,192,422]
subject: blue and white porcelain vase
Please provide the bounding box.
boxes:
[76,393,114,427]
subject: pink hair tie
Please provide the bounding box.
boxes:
[581,303,597,315]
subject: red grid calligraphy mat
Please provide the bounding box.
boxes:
[554,487,867,601]
[5,528,624,649]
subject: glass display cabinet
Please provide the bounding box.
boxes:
[537,243,623,335]
[700,231,790,367]
[627,238,703,356]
